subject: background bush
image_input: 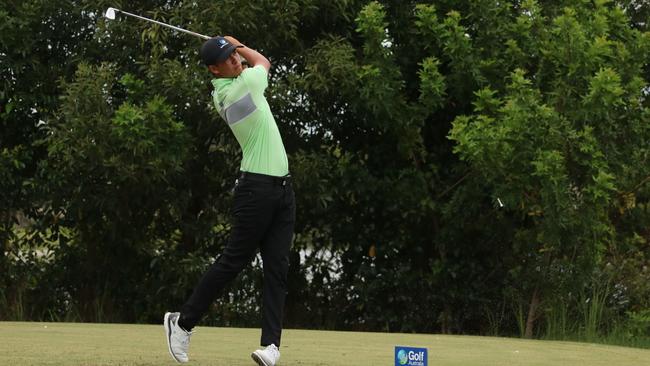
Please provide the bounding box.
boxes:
[1,0,649,346]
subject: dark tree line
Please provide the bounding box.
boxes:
[1,0,649,345]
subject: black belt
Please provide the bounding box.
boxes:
[238,171,291,186]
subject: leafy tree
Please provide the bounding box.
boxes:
[448,0,650,337]
[0,0,97,317]
[1,0,649,344]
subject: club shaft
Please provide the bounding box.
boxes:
[116,9,211,40]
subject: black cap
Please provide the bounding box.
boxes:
[200,36,242,66]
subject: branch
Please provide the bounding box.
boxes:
[436,169,474,199]
[619,175,650,196]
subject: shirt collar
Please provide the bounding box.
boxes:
[211,78,233,91]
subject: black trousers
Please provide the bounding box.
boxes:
[179,172,295,347]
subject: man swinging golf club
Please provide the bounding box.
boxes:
[164,35,295,366]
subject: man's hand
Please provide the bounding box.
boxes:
[224,35,243,48]
[224,35,271,72]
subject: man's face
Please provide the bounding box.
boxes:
[209,51,242,78]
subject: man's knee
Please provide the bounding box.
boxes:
[262,254,289,276]
[216,251,256,274]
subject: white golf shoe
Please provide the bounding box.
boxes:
[251,344,280,366]
[164,312,192,363]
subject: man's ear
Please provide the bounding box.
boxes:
[208,64,221,76]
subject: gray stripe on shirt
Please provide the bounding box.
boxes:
[225,93,256,125]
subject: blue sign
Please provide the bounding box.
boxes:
[395,346,427,366]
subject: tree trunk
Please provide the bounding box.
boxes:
[524,287,541,338]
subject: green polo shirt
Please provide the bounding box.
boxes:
[211,65,289,177]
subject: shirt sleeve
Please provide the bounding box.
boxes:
[241,65,268,94]
[211,89,226,120]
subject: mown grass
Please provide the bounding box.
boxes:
[2,321,650,365]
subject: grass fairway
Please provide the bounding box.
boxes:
[2,321,650,365]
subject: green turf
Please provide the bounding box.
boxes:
[2,321,650,365]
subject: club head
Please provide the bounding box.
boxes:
[105,7,117,20]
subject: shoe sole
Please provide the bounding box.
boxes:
[251,351,270,366]
[164,312,185,363]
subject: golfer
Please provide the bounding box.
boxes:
[164,35,295,366]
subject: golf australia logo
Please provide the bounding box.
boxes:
[397,349,408,365]
[395,346,427,366]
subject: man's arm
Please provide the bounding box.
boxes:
[224,36,271,72]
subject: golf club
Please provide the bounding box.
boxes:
[104,7,211,40]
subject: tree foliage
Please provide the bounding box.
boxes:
[1,0,649,342]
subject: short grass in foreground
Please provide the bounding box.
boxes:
[2,321,650,366]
